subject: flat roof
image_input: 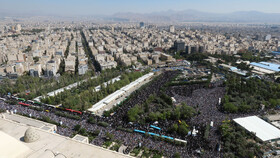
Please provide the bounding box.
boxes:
[266,114,280,122]
[121,81,139,92]
[0,116,131,158]
[219,63,232,68]
[0,131,31,158]
[4,113,54,129]
[250,62,280,72]
[233,116,280,142]
[88,103,106,112]
[73,134,88,143]
[271,51,280,54]
[103,90,125,104]
[252,70,265,75]
[88,73,154,113]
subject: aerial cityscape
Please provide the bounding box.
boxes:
[1,0,280,158]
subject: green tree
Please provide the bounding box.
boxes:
[74,124,81,131]
[127,105,143,122]
[224,102,238,113]
[173,152,181,158]
[178,121,189,136]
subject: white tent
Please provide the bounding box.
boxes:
[233,116,280,142]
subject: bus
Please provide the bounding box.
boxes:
[34,101,41,105]
[72,110,82,115]
[28,100,34,104]
[174,138,187,144]
[18,98,26,102]
[18,102,31,107]
[65,108,82,115]
[148,132,160,137]
[134,129,146,134]
[150,125,161,130]
[161,135,174,140]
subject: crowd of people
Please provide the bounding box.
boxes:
[105,70,179,126]
[165,80,263,157]
[0,71,262,157]
[0,99,195,157]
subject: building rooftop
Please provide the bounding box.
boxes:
[250,62,280,72]
[271,51,280,55]
[0,114,131,158]
[233,116,280,142]
[0,131,31,158]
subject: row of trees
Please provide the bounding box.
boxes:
[237,51,272,62]
[80,30,101,72]
[210,51,271,64]
[222,74,280,113]
[220,120,263,158]
[0,72,94,100]
[41,71,145,111]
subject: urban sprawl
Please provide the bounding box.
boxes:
[1,21,280,158]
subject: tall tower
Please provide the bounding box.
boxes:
[47,24,51,32]
[15,24,21,33]
[139,22,144,28]
[169,25,175,33]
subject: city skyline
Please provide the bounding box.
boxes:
[1,0,280,16]
[2,1,280,158]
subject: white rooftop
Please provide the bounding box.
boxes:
[0,115,131,158]
[88,72,154,113]
[233,116,280,142]
[0,131,31,158]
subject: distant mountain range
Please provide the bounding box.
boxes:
[112,10,280,23]
[1,10,280,23]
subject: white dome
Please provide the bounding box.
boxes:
[24,127,40,143]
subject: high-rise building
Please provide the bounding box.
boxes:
[46,25,51,32]
[15,24,21,33]
[78,65,88,75]
[174,41,185,52]
[46,60,57,77]
[185,45,204,54]
[140,22,145,28]
[185,46,191,54]
[198,46,205,53]
[265,34,272,41]
[190,46,198,54]
[11,26,15,32]
[0,26,4,34]
[29,64,42,77]
[169,25,175,33]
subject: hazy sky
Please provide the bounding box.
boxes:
[1,0,280,16]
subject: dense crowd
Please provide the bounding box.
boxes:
[165,80,263,157]
[105,70,179,126]
[0,71,263,158]
[0,100,196,157]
